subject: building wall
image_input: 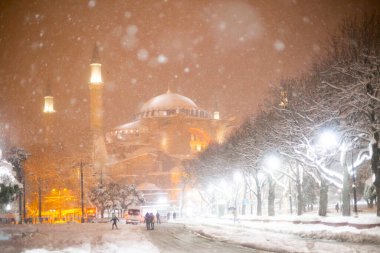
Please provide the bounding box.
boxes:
[105,111,233,208]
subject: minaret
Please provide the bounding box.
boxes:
[41,81,55,222]
[89,43,108,184]
[213,94,220,120]
[43,81,55,145]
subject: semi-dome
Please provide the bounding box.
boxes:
[140,90,198,112]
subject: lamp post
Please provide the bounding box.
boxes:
[317,130,339,217]
[23,178,26,223]
[233,172,243,222]
[264,154,280,216]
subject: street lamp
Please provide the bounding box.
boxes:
[318,129,338,151]
[264,154,280,215]
[233,171,243,182]
[265,154,280,171]
[233,171,243,222]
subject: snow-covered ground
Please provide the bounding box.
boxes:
[1,213,380,253]
[0,222,160,253]
[179,213,380,253]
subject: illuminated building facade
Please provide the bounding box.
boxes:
[105,89,235,208]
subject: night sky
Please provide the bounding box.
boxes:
[1,0,379,150]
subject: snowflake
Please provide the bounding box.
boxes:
[274,40,285,51]
[88,0,96,8]
[157,54,168,64]
[137,49,149,61]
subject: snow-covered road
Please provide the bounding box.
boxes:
[0,222,266,253]
[145,223,266,253]
[1,219,379,253]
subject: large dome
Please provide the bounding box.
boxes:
[140,90,198,112]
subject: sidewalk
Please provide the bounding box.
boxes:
[221,213,380,229]
[212,205,380,229]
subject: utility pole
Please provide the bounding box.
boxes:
[80,160,84,223]
[38,177,42,223]
[23,179,26,223]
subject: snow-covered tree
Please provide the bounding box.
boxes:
[0,149,22,211]
[120,184,145,214]
[317,13,380,216]
[90,184,109,218]
[5,147,29,223]
[90,182,145,218]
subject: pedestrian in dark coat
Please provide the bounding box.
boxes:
[156,212,161,224]
[149,213,155,230]
[335,203,340,213]
[145,212,151,230]
[111,213,119,230]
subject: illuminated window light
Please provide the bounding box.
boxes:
[90,63,103,84]
[43,96,55,113]
[213,111,220,120]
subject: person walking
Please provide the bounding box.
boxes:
[335,203,340,213]
[111,213,119,230]
[156,212,161,224]
[149,213,155,230]
[173,212,176,220]
[145,212,151,230]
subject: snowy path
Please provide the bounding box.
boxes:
[179,217,380,253]
[145,223,267,252]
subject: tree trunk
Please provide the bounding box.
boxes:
[180,182,185,217]
[373,140,380,216]
[318,180,328,216]
[342,166,351,216]
[377,186,380,217]
[254,175,262,216]
[296,181,303,216]
[18,193,22,224]
[268,179,275,216]
[256,191,262,216]
[242,183,247,215]
[296,164,303,216]
[23,179,26,223]
[375,158,380,216]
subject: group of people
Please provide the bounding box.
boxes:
[110,211,176,230]
[167,212,176,220]
[145,212,161,230]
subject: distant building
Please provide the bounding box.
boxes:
[87,47,236,210]
[105,90,236,208]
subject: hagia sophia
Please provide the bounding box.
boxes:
[105,89,235,208]
[22,47,237,221]
[95,55,237,209]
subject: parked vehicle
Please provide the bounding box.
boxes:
[125,207,143,224]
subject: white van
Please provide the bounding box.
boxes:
[125,207,143,224]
